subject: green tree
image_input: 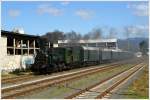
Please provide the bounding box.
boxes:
[139,40,148,55]
[42,30,65,43]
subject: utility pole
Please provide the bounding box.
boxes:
[127,34,130,51]
[125,27,130,51]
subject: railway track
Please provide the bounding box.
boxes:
[2,63,118,85]
[2,74,34,84]
[2,58,140,85]
[65,63,145,99]
[2,62,128,99]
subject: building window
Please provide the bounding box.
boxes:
[88,43,96,47]
[7,37,39,55]
[97,43,106,47]
[7,48,14,55]
[15,49,21,55]
[7,37,13,47]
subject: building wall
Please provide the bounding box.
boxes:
[0,37,7,68]
[0,37,35,72]
[2,55,34,72]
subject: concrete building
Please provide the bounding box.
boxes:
[0,30,40,72]
[58,39,118,49]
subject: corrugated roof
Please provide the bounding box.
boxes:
[58,39,117,43]
[1,30,39,39]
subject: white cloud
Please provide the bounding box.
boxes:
[75,9,93,20]
[37,4,63,16]
[124,25,148,36]
[8,9,20,17]
[128,3,148,16]
[61,1,70,5]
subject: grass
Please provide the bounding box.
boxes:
[1,72,18,79]
[2,68,33,78]
[125,66,149,99]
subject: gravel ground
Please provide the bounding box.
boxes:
[14,64,132,99]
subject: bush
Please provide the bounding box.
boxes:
[10,68,22,75]
[9,67,31,75]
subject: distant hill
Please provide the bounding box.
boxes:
[118,37,149,52]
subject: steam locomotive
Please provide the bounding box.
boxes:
[31,44,133,74]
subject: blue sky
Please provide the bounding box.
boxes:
[1,1,149,39]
